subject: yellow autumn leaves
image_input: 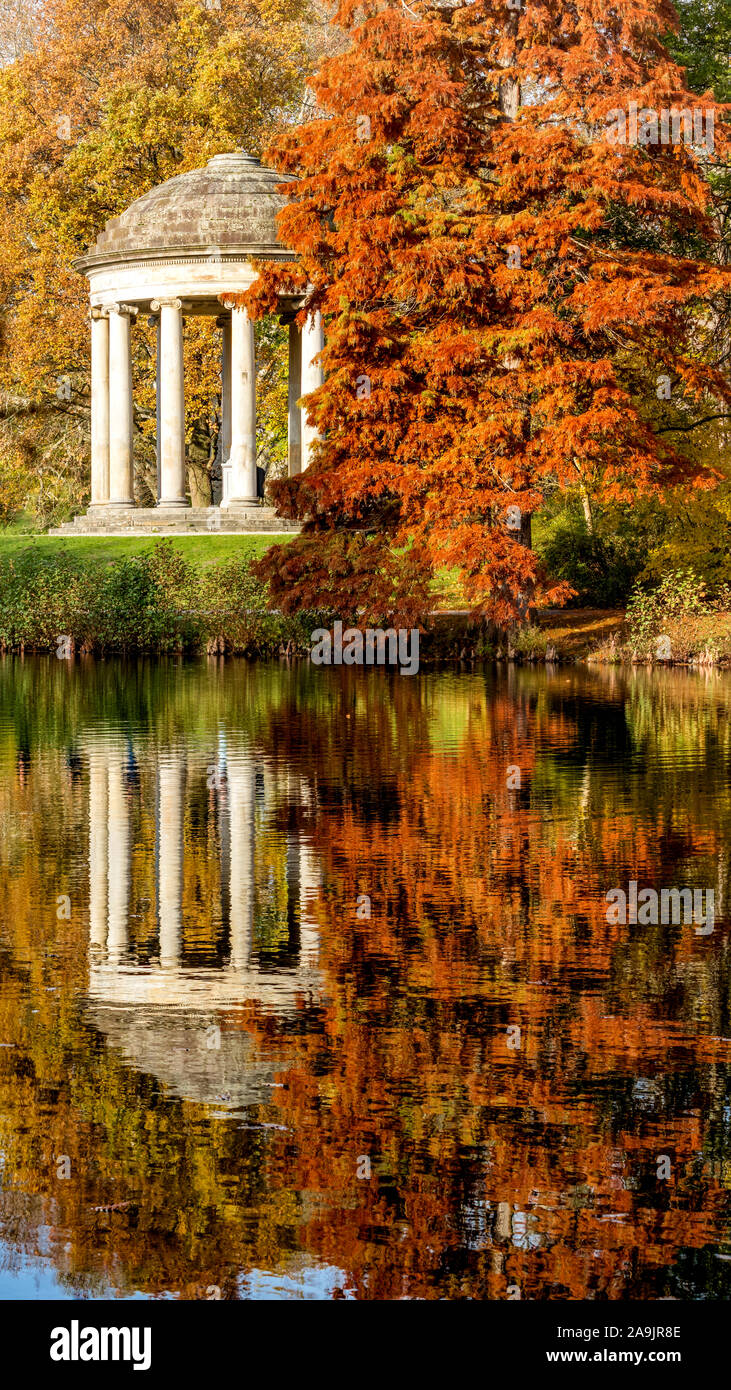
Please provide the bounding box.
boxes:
[0,0,317,520]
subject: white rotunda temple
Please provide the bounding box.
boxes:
[56,151,321,535]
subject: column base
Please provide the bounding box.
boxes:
[220,498,259,510]
[156,500,189,509]
[48,505,301,536]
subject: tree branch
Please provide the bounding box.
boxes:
[657,414,731,433]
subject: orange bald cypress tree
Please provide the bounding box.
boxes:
[246,0,731,626]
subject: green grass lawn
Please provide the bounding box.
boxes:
[0,532,289,569]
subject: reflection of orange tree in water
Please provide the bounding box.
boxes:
[245,669,731,1298]
[0,665,730,1297]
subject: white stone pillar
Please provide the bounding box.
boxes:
[158,751,186,969]
[88,745,108,948]
[287,320,302,477]
[108,304,136,505]
[301,309,324,471]
[107,751,130,959]
[148,312,161,501]
[228,754,256,969]
[221,305,257,507]
[215,314,233,506]
[90,309,110,507]
[152,298,187,508]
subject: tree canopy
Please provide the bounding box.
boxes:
[246,0,731,625]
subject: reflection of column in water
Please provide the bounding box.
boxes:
[296,777,319,967]
[286,783,300,952]
[228,755,256,970]
[107,750,130,960]
[298,839,320,968]
[260,761,276,808]
[88,746,109,949]
[158,751,186,969]
[218,731,230,933]
[495,1202,512,1240]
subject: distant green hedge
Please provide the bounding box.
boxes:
[0,540,322,655]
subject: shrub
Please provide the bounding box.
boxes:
[511,624,548,658]
[0,549,86,650]
[0,541,331,657]
[625,569,708,656]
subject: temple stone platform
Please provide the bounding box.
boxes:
[50,506,301,536]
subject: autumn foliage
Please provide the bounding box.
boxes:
[0,0,312,517]
[1,660,730,1299]
[248,0,731,625]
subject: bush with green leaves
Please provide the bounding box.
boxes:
[0,549,86,650]
[626,569,709,655]
[511,624,548,658]
[0,541,323,656]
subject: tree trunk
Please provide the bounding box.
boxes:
[581,487,594,535]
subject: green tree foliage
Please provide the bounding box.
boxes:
[666,0,731,101]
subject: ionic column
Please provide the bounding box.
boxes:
[90,309,110,507]
[151,298,187,508]
[218,315,232,505]
[158,751,186,968]
[147,311,162,500]
[287,321,302,477]
[301,308,324,471]
[221,305,257,507]
[88,745,109,948]
[108,303,136,505]
[107,750,130,959]
[228,754,256,969]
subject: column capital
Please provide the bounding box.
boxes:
[90,306,110,321]
[109,302,138,320]
[151,297,183,312]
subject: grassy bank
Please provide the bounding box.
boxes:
[0,533,283,567]
[0,537,317,656]
[0,536,518,661]
[2,534,729,668]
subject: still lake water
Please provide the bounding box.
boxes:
[0,656,730,1300]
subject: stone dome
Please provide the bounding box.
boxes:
[76,151,294,270]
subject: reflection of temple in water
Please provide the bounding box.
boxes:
[83,737,323,1107]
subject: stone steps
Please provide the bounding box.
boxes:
[50,507,301,536]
